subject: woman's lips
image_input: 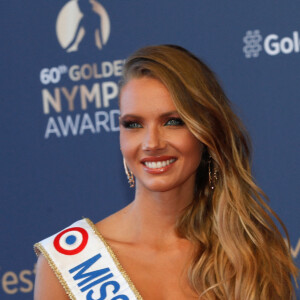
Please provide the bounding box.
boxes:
[141,156,177,174]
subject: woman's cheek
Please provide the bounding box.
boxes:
[120,131,139,158]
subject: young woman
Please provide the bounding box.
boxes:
[34,45,298,300]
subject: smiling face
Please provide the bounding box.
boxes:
[119,77,203,193]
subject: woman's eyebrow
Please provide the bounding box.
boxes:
[119,114,141,120]
[159,111,179,118]
[120,111,179,119]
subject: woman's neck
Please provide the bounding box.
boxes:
[122,182,194,248]
[98,178,195,250]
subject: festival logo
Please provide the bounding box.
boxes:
[38,0,124,139]
[243,30,300,58]
[243,30,262,58]
[56,0,110,52]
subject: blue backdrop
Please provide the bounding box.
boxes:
[0,1,299,298]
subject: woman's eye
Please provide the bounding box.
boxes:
[122,121,142,129]
[164,118,184,126]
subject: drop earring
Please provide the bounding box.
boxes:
[123,158,135,188]
[208,156,218,190]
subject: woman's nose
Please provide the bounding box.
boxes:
[142,126,165,151]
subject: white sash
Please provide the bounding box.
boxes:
[34,219,142,300]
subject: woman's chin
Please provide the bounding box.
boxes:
[137,179,181,193]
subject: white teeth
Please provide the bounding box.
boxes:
[144,159,176,169]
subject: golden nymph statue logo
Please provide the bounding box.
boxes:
[56,0,110,52]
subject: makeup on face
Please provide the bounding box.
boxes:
[119,77,203,192]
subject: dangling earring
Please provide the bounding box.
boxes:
[123,158,135,188]
[208,156,218,190]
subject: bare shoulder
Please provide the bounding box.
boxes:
[33,211,132,300]
[34,254,69,300]
[95,204,132,242]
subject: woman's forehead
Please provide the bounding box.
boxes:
[119,77,177,114]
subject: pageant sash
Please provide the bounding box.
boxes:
[34,219,142,300]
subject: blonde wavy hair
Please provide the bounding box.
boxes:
[119,45,298,299]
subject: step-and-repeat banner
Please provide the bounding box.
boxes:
[1,1,299,298]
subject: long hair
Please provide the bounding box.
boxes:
[119,45,298,299]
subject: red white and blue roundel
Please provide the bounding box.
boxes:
[53,227,88,255]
